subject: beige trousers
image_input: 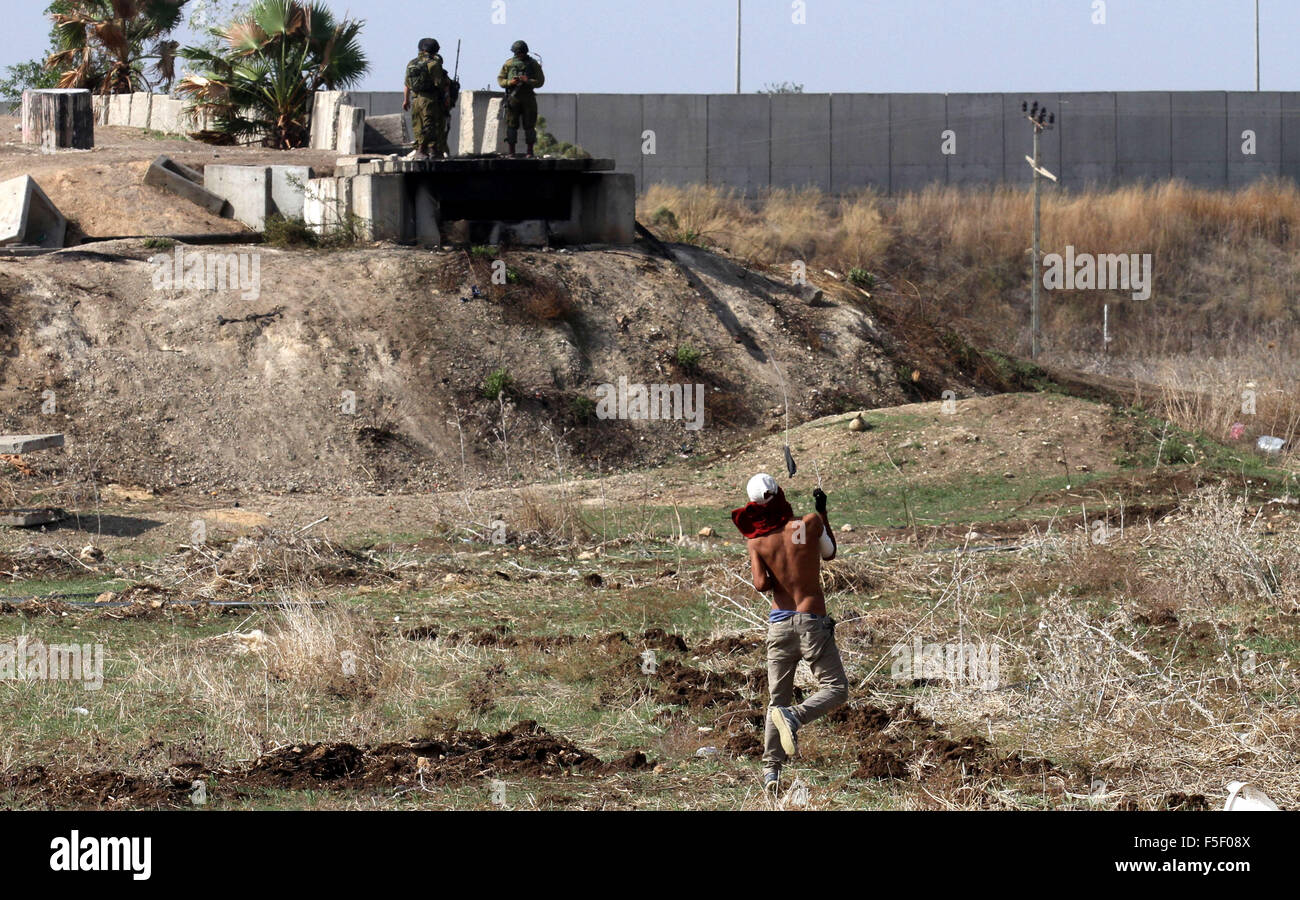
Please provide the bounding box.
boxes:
[763,613,849,770]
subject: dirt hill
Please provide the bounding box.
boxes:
[1,234,1002,495]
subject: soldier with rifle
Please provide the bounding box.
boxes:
[403,38,452,159]
[496,40,545,158]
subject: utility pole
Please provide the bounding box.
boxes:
[1253,0,1263,91]
[735,0,742,93]
[1022,100,1056,360]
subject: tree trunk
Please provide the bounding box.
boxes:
[21,89,95,151]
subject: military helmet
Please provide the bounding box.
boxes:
[419,38,439,54]
[511,40,529,54]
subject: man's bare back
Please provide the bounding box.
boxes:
[748,514,832,616]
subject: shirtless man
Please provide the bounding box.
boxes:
[732,473,848,790]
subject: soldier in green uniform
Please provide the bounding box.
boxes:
[497,40,545,157]
[403,38,451,159]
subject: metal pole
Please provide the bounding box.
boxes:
[1253,0,1263,90]
[1031,126,1042,360]
[736,0,742,94]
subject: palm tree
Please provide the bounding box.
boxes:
[47,0,189,95]
[177,0,367,149]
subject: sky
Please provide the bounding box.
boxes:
[1,0,1294,95]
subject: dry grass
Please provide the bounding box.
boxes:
[639,179,1300,364]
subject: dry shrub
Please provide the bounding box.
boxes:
[1161,485,1300,613]
[640,183,745,246]
[513,486,592,545]
[519,275,573,322]
[263,601,385,696]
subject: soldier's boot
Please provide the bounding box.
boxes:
[506,141,517,158]
[525,143,535,159]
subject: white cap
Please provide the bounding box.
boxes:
[747,473,779,504]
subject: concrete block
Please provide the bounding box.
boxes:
[150,96,184,134]
[830,93,890,192]
[309,91,352,150]
[706,94,770,194]
[0,433,64,453]
[457,91,501,154]
[1058,92,1118,189]
[889,94,947,191]
[575,95,643,186]
[304,176,354,235]
[351,174,406,241]
[204,164,271,229]
[107,92,131,126]
[448,104,461,155]
[589,172,636,243]
[482,97,504,154]
[269,165,313,220]
[1116,92,1171,182]
[946,94,1004,185]
[554,172,635,244]
[642,94,708,188]
[144,155,225,215]
[363,113,410,152]
[335,105,365,154]
[1228,92,1282,187]
[771,93,831,190]
[128,91,152,128]
[0,175,68,248]
[1171,92,1226,187]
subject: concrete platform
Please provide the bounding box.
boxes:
[0,434,65,453]
[0,508,66,528]
[0,175,67,248]
[310,157,633,246]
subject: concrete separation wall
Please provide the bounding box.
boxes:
[96,91,208,135]
[415,89,1300,194]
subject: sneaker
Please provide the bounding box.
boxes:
[769,706,800,757]
[762,769,780,792]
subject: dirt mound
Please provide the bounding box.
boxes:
[829,704,1056,782]
[4,764,196,808]
[694,633,763,657]
[3,721,646,808]
[0,547,84,581]
[651,659,740,708]
[0,235,911,493]
[244,721,619,788]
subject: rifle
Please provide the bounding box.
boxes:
[448,39,462,109]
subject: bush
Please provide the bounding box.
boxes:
[849,268,876,290]
[675,344,703,374]
[482,369,514,400]
[264,214,319,249]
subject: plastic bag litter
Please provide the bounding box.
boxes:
[1224,781,1280,810]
